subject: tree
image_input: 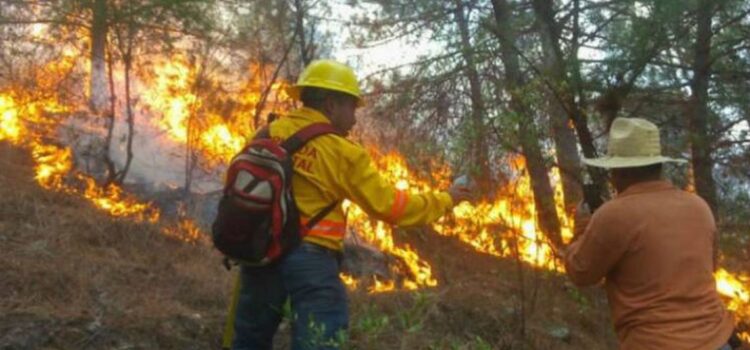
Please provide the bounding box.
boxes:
[688,0,718,216]
[489,0,563,248]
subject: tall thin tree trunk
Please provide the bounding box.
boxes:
[116,49,134,184]
[113,21,135,185]
[533,0,583,213]
[253,38,294,128]
[531,0,607,199]
[454,0,492,192]
[293,0,310,66]
[89,0,109,113]
[688,0,718,217]
[103,40,118,184]
[491,0,563,248]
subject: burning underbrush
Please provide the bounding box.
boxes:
[0,143,619,349]
[0,144,231,349]
[0,37,747,345]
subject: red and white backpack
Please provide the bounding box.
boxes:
[211,123,339,265]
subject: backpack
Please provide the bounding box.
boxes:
[211,122,339,265]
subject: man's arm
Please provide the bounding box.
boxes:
[327,144,456,227]
[564,205,631,286]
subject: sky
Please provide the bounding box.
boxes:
[325,3,442,78]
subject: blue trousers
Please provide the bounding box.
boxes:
[232,242,348,350]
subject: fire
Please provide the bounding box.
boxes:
[340,273,359,290]
[344,149,445,293]
[141,59,289,164]
[347,151,573,292]
[162,218,204,243]
[366,150,750,337]
[0,95,23,144]
[32,143,73,189]
[431,156,573,271]
[368,276,396,294]
[714,268,750,341]
[140,57,197,142]
[82,180,160,223]
[1,28,747,338]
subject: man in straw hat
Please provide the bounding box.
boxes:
[563,117,741,349]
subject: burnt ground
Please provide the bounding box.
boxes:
[1,142,621,349]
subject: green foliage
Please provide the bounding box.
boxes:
[397,291,433,333]
[565,285,591,315]
[350,304,390,348]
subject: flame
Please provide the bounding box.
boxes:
[714,268,750,341]
[366,150,750,337]
[340,273,359,290]
[1,29,747,336]
[82,180,160,222]
[344,149,446,293]
[346,151,574,292]
[140,59,289,164]
[431,156,572,271]
[162,218,204,243]
[0,95,23,144]
[32,143,73,189]
[140,57,197,142]
[368,276,396,294]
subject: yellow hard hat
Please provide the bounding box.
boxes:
[286,59,364,106]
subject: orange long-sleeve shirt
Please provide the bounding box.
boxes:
[261,107,454,251]
[565,180,734,350]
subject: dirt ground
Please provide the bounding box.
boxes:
[0,142,622,349]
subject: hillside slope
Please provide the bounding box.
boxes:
[0,143,231,349]
[0,142,618,349]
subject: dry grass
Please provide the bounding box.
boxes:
[0,142,620,349]
[0,143,232,349]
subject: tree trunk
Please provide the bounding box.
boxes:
[532,0,583,213]
[103,41,118,184]
[531,0,607,201]
[491,0,563,248]
[115,48,134,184]
[454,0,492,192]
[688,0,718,216]
[293,0,310,66]
[112,20,135,185]
[89,0,108,113]
[548,97,582,213]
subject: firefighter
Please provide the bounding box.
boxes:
[563,118,740,350]
[231,59,473,350]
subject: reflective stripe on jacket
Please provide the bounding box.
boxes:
[261,107,454,251]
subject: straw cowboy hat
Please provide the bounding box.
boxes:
[582,117,687,168]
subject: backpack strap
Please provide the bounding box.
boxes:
[281,123,341,229]
[257,122,341,230]
[304,201,340,230]
[281,123,339,155]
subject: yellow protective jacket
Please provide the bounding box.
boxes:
[260,107,454,251]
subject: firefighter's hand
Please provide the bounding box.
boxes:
[448,183,473,204]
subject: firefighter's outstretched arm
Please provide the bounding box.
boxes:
[329,145,460,227]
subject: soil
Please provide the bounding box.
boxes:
[0,142,621,349]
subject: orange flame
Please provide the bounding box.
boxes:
[162,218,204,243]
[368,276,396,294]
[0,95,23,144]
[0,88,161,227]
[140,59,290,164]
[714,268,750,341]
[344,149,447,293]
[340,273,359,290]
[1,37,747,336]
[430,156,573,271]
